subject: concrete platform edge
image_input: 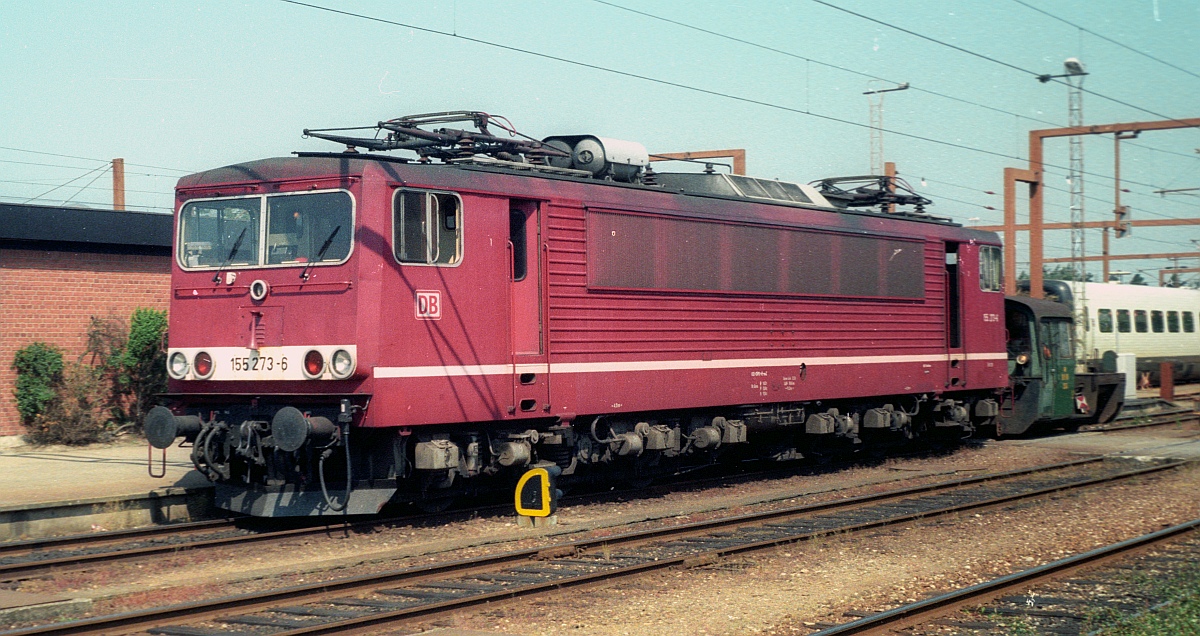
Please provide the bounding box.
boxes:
[0,486,216,542]
[0,485,208,515]
[0,598,93,625]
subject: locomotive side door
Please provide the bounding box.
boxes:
[944,243,965,387]
[1040,317,1076,418]
[509,200,549,414]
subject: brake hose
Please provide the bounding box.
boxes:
[318,424,351,513]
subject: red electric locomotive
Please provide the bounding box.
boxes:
[146,112,1009,516]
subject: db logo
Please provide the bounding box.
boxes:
[415,290,441,320]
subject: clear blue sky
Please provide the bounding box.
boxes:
[2,1,1198,281]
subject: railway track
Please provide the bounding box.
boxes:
[1,411,1191,586]
[4,408,1193,584]
[5,407,1190,574]
[0,440,980,581]
[1085,407,1198,433]
[806,517,1200,635]
[0,516,363,582]
[2,456,1185,636]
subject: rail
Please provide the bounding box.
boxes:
[4,457,1185,636]
[807,517,1200,635]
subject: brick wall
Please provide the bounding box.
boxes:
[0,248,171,437]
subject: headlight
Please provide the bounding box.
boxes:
[249,279,270,302]
[303,349,325,379]
[193,351,214,379]
[330,349,355,379]
[168,352,189,379]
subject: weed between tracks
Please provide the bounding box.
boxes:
[972,544,1200,635]
[1093,559,1200,635]
[1101,594,1200,635]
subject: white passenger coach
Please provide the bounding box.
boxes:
[1069,282,1200,382]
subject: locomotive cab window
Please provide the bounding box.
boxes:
[979,246,1003,292]
[509,208,528,281]
[266,192,352,265]
[1041,319,1072,359]
[1006,306,1037,377]
[393,189,461,265]
[179,198,260,268]
[178,190,353,270]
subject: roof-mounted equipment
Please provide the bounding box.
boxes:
[541,135,648,182]
[810,175,932,214]
[652,172,833,208]
[303,111,570,165]
[303,112,650,183]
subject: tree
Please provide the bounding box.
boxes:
[1043,265,1094,282]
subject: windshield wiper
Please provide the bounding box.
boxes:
[212,228,247,283]
[300,225,341,281]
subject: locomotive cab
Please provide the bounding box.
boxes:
[1001,296,1124,434]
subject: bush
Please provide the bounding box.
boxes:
[24,362,110,446]
[83,309,168,430]
[84,315,129,424]
[116,308,168,427]
[16,308,168,446]
[13,342,64,424]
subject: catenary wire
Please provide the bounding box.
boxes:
[62,168,113,205]
[0,145,193,173]
[592,1,1055,128]
[0,194,172,212]
[1007,0,1200,82]
[274,1,1025,163]
[0,157,183,179]
[23,165,108,204]
[806,0,1200,134]
[0,178,173,196]
[3,4,1189,223]
[921,189,1200,250]
[279,0,1185,196]
[911,171,1198,235]
[910,169,1194,222]
[1038,169,1199,218]
[806,0,1032,75]
[593,0,1200,165]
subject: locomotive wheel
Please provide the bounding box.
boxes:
[414,469,460,513]
[414,496,456,514]
[623,474,654,490]
[621,453,663,490]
